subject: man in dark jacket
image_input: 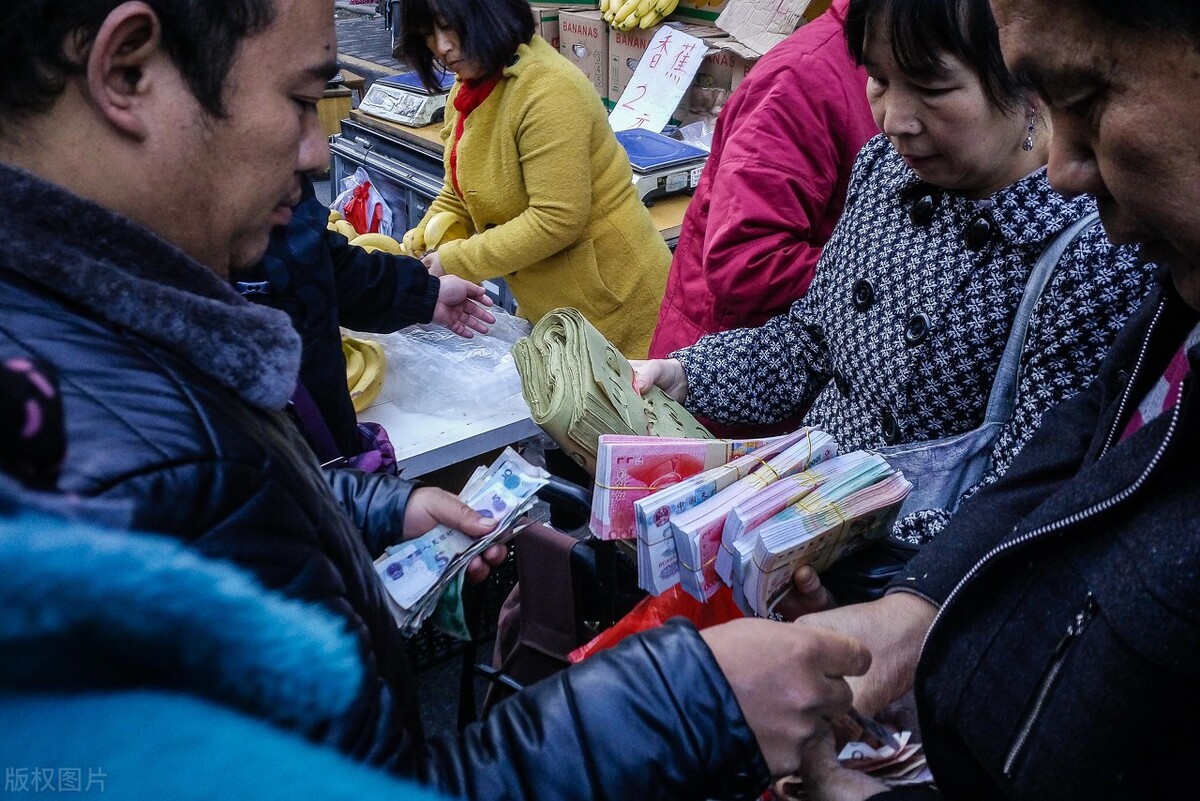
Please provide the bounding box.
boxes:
[0,1,874,799]
[793,0,1200,798]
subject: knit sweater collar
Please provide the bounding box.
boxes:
[0,161,301,411]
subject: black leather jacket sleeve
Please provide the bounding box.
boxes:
[323,468,418,559]
[416,618,772,801]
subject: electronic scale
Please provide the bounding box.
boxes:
[358,71,455,128]
[615,128,709,206]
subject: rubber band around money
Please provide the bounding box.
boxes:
[748,454,783,481]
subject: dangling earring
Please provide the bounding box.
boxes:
[1023,115,1036,152]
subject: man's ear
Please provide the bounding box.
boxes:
[83,2,163,140]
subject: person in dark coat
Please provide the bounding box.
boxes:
[234,174,495,458]
[792,0,1200,798]
[0,1,875,799]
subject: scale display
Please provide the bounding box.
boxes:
[359,71,455,128]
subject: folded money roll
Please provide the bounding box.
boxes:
[513,308,711,474]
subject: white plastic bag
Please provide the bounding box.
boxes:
[332,167,394,236]
[354,308,532,420]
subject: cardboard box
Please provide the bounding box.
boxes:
[530,5,562,51]
[667,0,731,27]
[607,22,716,107]
[672,35,759,124]
[560,9,608,101]
[715,0,831,56]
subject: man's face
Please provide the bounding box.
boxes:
[993,0,1200,308]
[168,0,337,275]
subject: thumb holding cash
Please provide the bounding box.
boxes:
[700,618,871,778]
[402,487,505,583]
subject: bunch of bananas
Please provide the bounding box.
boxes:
[343,334,387,413]
[601,0,680,31]
[327,210,409,255]
[400,211,470,259]
[326,209,469,258]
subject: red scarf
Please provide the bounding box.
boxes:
[448,74,500,198]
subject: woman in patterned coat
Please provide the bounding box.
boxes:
[633,0,1156,559]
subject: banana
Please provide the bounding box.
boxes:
[599,0,611,14]
[328,208,342,224]
[423,211,470,251]
[639,9,663,27]
[348,337,386,413]
[634,0,655,18]
[349,232,404,254]
[652,0,679,17]
[402,227,425,258]
[611,0,641,27]
[332,219,360,240]
[342,338,365,389]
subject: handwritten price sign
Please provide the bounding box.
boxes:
[609,26,707,132]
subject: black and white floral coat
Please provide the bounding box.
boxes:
[674,134,1156,543]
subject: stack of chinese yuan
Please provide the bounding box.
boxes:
[593,428,912,612]
[729,451,911,616]
[629,429,813,595]
[590,433,778,541]
[512,308,711,475]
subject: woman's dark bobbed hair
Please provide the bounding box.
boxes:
[396,0,535,90]
[845,0,1029,113]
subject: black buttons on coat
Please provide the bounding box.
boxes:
[904,313,931,346]
[909,194,936,225]
[880,408,900,445]
[834,370,851,398]
[852,278,875,311]
[965,214,993,250]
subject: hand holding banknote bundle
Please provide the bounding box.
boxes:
[374,448,550,637]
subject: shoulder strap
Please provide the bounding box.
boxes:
[288,382,344,465]
[983,210,1102,424]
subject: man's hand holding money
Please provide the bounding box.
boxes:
[700,618,871,778]
[402,487,506,584]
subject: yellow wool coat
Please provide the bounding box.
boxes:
[419,35,670,358]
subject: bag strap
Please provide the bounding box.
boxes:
[983,210,1101,424]
[288,382,344,465]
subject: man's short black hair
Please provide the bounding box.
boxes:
[846,0,1028,113]
[396,0,535,91]
[0,0,275,123]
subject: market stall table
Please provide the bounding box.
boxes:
[360,394,540,479]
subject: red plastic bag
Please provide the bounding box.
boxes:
[331,167,393,235]
[568,584,745,663]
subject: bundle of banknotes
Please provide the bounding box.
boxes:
[631,427,819,595]
[512,307,711,475]
[775,730,933,799]
[621,428,912,611]
[373,448,549,637]
[673,429,838,601]
[729,452,911,616]
[590,433,777,541]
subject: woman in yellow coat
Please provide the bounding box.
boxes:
[396,0,670,358]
